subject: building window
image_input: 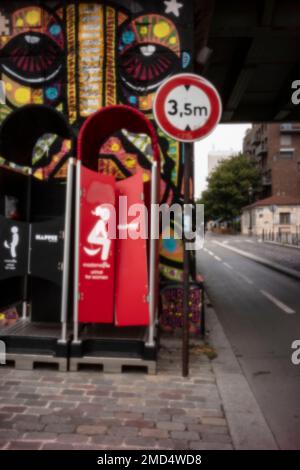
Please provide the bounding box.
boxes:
[278,149,294,159]
[280,135,292,146]
[279,212,291,224]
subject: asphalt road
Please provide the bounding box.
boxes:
[197,234,300,450]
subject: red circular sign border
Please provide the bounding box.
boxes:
[153,74,222,142]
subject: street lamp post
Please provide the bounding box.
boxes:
[248,185,253,235]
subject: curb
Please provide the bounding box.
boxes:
[206,302,278,450]
[264,240,300,251]
[213,241,300,281]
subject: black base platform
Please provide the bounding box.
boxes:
[69,324,157,373]
[0,320,69,357]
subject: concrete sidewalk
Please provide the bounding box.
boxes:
[0,307,277,450]
[206,303,277,450]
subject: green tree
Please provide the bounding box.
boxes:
[199,154,261,222]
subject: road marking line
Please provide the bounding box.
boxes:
[260,290,295,314]
[222,262,253,284]
[214,255,222,261]
[223,262,233,270]
[238,273,254,285]
[208,250,214,256]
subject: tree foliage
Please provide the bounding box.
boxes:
[199,154,261,222]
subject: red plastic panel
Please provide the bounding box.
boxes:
[115,173,149,326]
[78,166,115,323]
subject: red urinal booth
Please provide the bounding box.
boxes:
[73,105,160,335]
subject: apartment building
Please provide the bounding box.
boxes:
[243,123,300,199]
[207,150,238,177]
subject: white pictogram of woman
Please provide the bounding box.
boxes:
[84,206,111,261]
[4,226,19,258]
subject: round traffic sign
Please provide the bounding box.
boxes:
[153,74,222,142]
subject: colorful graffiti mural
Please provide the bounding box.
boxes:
[0,1,193,281]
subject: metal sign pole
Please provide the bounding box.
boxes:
[147,161,158,347]
[182,143,192,377]
[153,73,222,378]
[73,160,81,343]
[60,158,75,343]
[23,168,32,319]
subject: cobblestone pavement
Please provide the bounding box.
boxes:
[209,233,300,272]
[0,335,233,450]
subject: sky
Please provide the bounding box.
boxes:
[194,124,251,198]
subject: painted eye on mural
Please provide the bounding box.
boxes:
[0,33,62,85]
[119,43,179,93]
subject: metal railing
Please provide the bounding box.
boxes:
[262,229,300,246]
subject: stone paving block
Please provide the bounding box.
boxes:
[124,437,157,448]
[77,425,107,435]
[55,395,88,403]
[56,433,90,444]
[66,418,95,427]
[65,404,100,415]
[0,421,14,429]
[40,415,71,424]
[200,417,228,426]
[169,400,198,409]
[8,440,43,450]
[45,424,75,434]
[42,443,74,450]
[91,418,122,427]
[169,440,190,450]
[155,438,175,449]
[11,414,40,423]
[124,420,155,429]
[197,408,224,418]
[0,412,13,421]
[159,408,186,416]
[0,390,17,398]
[23,400,49,407]
[62,389,85,396]
[108,426,138,437]
[139,428,169,439]
[71,384,96,391]
[157,421,185,431]
[41,377,64,384]
[159,393,184,400]
[1,406,26,413]
[3,381,21,386]
[112,392,137,398]
[16,393,41,400]
[24,407,53,415]
[172,415,199,424]
[18,384,40,395]
[143,413,172,422]
[188,424,229,434]
[23,432,57,441]
[86,390,111,397]
[91,435,125,446]
[170,431,199,441]
[13,421,44,432]
[114,412,143,420]
[49,401,79,409]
